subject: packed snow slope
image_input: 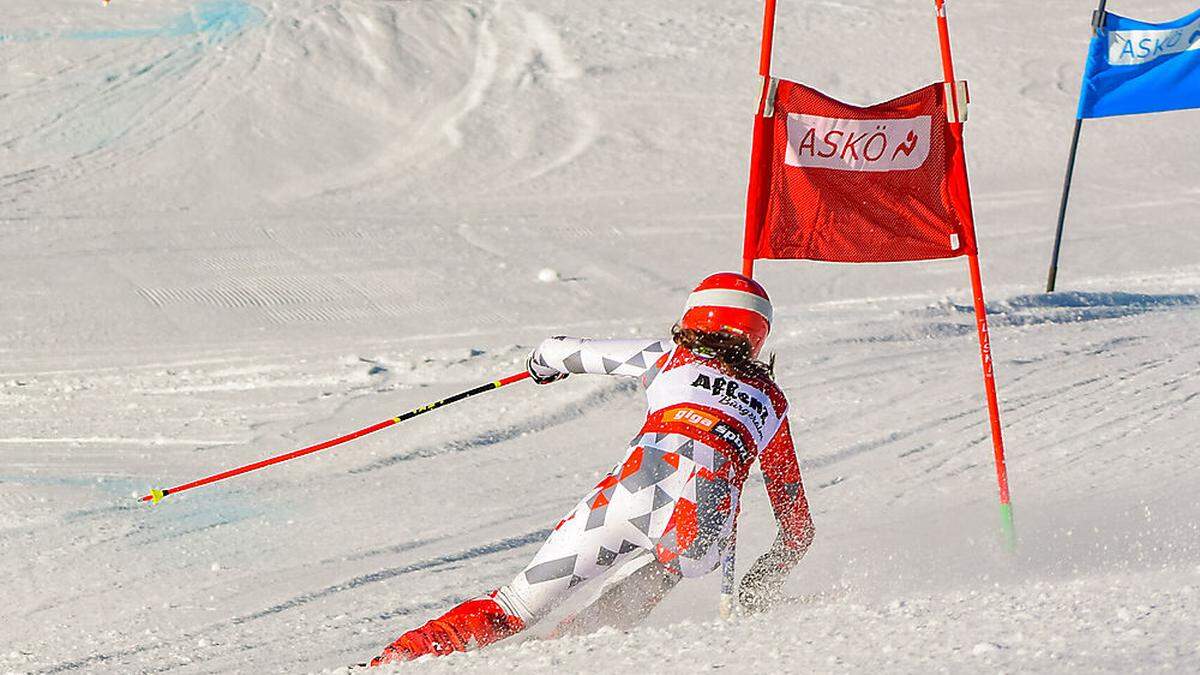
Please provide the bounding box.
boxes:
[2,0,1199,672]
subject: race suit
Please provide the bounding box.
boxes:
[493,336,814,623]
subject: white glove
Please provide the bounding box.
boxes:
[527,344,569,385]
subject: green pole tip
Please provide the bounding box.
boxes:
[999,502,1016,552]
[150,489,166,504]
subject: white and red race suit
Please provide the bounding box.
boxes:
[492,336,815,623]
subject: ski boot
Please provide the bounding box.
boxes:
[371,595,525,665]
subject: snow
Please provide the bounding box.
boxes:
[2,0,1199,672]
[352,567,1200,673]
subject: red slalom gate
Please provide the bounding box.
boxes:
[739,0,1014,547]
[139,371,530,504]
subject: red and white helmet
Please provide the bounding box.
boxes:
[680,272,773,357]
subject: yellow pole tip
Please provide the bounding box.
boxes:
[150,489,166,504]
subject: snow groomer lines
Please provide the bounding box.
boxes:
[0,1,264,44]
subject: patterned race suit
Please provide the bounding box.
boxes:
[372,336,813,664]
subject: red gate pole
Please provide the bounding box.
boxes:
[757,0,779,78]
[933,0,1016,549]
[727,0,782,618]
[741,0,780,278]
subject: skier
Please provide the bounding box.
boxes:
[370,272,814,665]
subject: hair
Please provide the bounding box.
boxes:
[671,324,776,382]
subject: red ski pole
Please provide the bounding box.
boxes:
[138,371,531,504]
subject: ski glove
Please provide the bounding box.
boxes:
[527,347,569,385]
[738,530,805,614]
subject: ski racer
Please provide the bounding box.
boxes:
[371,272,814,665]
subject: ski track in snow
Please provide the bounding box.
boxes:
[229,528,553,627]
[2,0,1200,672]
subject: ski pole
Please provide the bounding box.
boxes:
[138,371,531,504]
[719,524,737,619]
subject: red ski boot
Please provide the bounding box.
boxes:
[370,596,525,666]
